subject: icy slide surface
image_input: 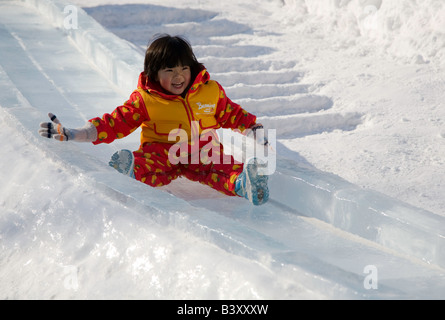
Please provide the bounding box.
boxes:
[0,0,444,299]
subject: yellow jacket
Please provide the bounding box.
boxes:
[90,70,257,146]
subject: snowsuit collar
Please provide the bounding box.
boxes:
[137,67,210,99]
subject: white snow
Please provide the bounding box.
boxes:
[1,0,444,299]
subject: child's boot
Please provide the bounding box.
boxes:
[109,149,135,178]
[235,158,269,205]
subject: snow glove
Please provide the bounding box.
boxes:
[247,123,269,146]
[38,113,97,142]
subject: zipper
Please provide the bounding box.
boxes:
[178,95,200,144]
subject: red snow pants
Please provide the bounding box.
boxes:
[132,134,243,196]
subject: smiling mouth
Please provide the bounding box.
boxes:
[172,83,184,89]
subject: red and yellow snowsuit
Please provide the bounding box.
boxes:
[89,69,257,196]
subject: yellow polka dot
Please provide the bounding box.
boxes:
[98,132,107,140]
[157,160,165,167]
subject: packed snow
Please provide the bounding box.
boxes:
[1,0,444,299]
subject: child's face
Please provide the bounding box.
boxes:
[157,65,191,95]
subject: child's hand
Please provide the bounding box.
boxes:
[39,113,72,141]
[248,123,269,146]
[38,113,97,143]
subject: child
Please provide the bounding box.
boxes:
[39,34,269,205]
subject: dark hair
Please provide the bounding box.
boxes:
[144,34,204,81]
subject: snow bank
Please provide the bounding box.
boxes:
[271,160,445,268]
[281,0,445,65]
[21,0,142,94]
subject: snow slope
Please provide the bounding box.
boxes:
[1,0,444,299]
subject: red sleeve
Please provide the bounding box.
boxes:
[89,90,149,145]
[214,82,257,133]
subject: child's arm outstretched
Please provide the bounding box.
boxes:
[38,91,147,145]
[38,113,97,142]
[215,93,256,132]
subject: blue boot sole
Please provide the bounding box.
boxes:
[109,149,135,178]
